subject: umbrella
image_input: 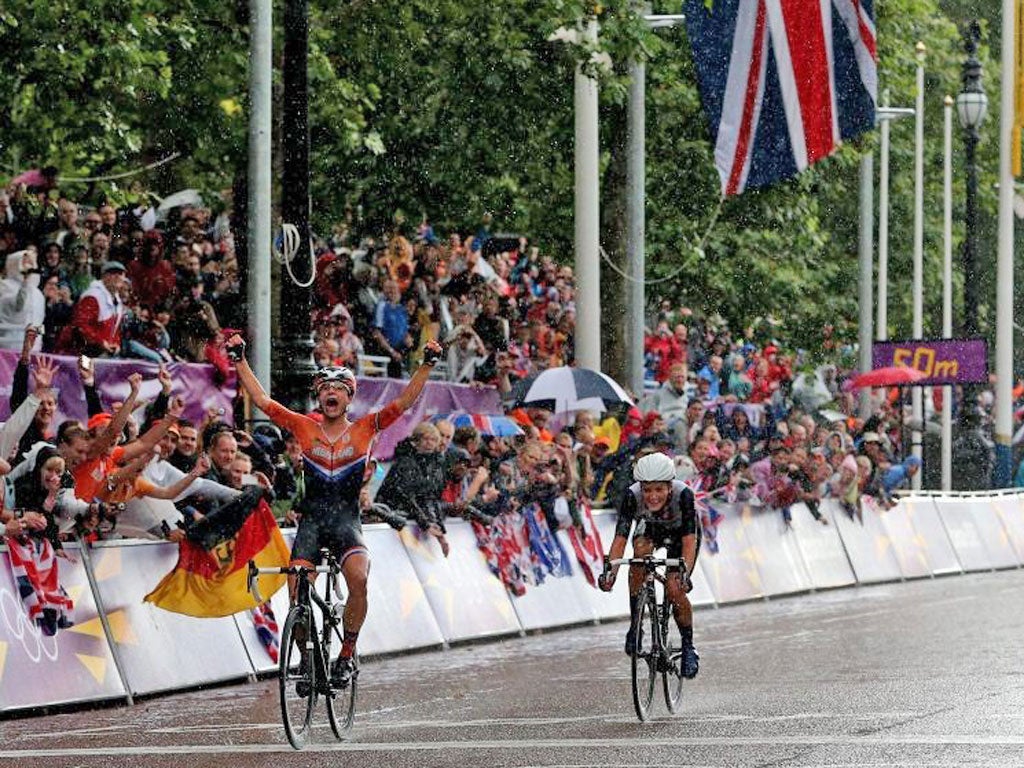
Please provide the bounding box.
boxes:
[791,370,833,411]
[818,408,848,423]
[156,188,204,214]
[851,366,926,389]
[510,366,633,413]
[431,412,523,437]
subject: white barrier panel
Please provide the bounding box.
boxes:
[90,541,255,696]
[878,501,932,580]
[903,499,962,576]
[359,525,446,655]
[932,499,997,572]
[399,520,521,643]
[588,512,631,619]
[0,543,128,712]
[788,502,856,590]
[739,504,813,597]
[990,495,1024,564]
[509,529,600,631]
[968,501,1020,570]
[699,512,765,604]
[234,530,295,675]
[934,498,1017,571]
[828,498,902,584]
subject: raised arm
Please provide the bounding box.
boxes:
[224,335,272,411]
[146,455,211,500]
[0,354,54,460]
[88,373,142,459]
[121,395,184,463]
[391,340,442,413]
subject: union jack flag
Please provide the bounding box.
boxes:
[685,0,877,195]
[685,474,724,554]
[251,601,280,663]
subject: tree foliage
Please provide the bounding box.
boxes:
[0,0,1004,361]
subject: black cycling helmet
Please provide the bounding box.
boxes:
[312,365,357,396]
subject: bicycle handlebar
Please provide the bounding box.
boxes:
[607,556,685,569]
[246,550,341,604]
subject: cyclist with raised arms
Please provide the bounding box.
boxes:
[599,451,700,679]
[226,334,442,688]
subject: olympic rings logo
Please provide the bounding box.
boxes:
[0,587,59,663]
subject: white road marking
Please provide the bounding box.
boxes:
[5,733,1024,758]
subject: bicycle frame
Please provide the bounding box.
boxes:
[608,555,688,721]
[248,549,356,748]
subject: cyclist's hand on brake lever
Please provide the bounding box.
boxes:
[597,571,616,592]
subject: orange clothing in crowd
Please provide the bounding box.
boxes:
[73,446,127,501]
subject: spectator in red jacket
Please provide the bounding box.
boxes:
[127,231,175,310]
[55,261,127,356]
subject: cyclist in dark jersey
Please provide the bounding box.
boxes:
[226,334,441,686]
[599,451,700,678]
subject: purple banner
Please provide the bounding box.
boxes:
[349,378,503,460]
[871,338,988,386]
[0,350,500,460]
[0,350,237,428]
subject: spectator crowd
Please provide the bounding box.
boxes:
[0,169,1015,634]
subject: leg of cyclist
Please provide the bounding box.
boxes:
[332,547,369,688]
[664,571,698,678]
[668,529,700,679]
[624,536,654,654]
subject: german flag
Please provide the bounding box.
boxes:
[145,491,288,618]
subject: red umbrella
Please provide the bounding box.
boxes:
[851,366,926,389]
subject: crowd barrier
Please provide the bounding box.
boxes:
[3,492,1024,714]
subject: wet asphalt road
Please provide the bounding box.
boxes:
[3,570,1024,768]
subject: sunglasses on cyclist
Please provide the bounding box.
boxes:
[316,380,354,397]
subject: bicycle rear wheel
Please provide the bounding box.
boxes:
[662,606,684,714]
[326,652,358,740]
[279,605,316,749]
[630,592,658,722]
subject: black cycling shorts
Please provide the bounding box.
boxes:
[291,511,366,565]
[632,521,702,574]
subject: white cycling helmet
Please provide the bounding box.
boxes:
[633,452,676,483]
[312,366,357,395]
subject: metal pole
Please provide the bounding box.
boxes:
[574,18,601,371]
[942,96,953,491]
[911,42,925,490]
[625,34,646,395]
[247,0,272,408]
[77,541,134,706]
[858,151,874,420]
[278,0,315,411]
[964,115,981,337]
[877,90,891,342]
[995,0,1016,487]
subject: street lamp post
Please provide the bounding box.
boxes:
[625,10,686,396]
[956,21,988,340]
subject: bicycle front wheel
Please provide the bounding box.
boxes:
[326,652,358,740]
[662,607,684,714]
[279,605,316,749]
[630,592,658,722]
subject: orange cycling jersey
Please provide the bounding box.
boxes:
[262,400,402,512]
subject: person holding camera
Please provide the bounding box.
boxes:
[0,248,45,350]
[445,322,487,384]
[224,332,443,690]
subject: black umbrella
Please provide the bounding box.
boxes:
[510,366,633,413]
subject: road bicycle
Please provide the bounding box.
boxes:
[247,547,356,749]
[606,555,688,722]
